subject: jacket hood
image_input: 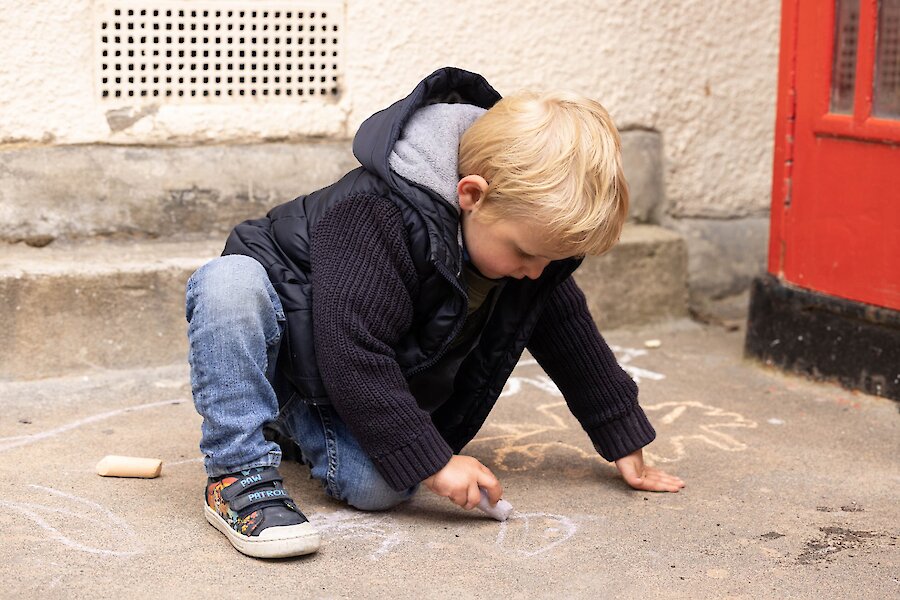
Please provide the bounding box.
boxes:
[353,67,501,188]
[388,102,487,212]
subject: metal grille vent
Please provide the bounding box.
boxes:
[96,2,343,102]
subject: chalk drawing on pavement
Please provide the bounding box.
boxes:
[481,351,756,467]
[0,399,186,454]
[640,401,757,463]
[514,344,666,385]
[495,512,578,557]
[609,345,667,384]
[0,485,143,557]
[308,509,405,561]
[472,400,595,472]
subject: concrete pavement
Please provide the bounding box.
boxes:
[2,317,897,599]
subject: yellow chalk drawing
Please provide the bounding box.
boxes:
[640,401,758,464]
[474,354,757,469]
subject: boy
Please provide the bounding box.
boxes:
[186,67,684,559]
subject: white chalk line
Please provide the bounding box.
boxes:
[305,507,580,561]
[609,345,666,383]
[496,512,578,557]
[0,399,186,453]
[513,347,665,384]
[309,509,405,561]
[166,457,204,466]
[0,485,143,557]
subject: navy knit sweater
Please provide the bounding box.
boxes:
[310,194,656,491]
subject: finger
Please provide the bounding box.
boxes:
[634,475,684,493]
[659,473,686,487]
[642,469,683,483]
[624,470,661,491]
[429,478,459,498]
[477,471,503,506]
[449,490,468,507]
[641,479,681,492]
[644,466,682,479]
[658,476,685,489]
[642,469,685,488]
[639,472,681,487]
[464,481,481,510]
[478,462,495,475]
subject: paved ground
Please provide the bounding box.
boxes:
[2,317,898,599]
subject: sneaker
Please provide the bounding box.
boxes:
[204,466,320,558]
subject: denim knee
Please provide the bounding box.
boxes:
[339,474,418,512]
[186,255,283,342]
[280,403,418,512]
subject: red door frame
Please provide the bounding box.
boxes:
[768,0,900,310]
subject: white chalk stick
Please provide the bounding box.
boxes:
[477,488,513,521]
[96,455,162,479]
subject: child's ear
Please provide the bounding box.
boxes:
[457,175,489,212]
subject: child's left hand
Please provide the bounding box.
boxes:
[614,448,685,493]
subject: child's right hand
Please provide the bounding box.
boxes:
[423,455,503,510]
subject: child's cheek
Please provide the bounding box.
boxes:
[480,258,507,279]
[494,258,519,279]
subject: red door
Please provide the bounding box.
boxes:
[769,0,900,310]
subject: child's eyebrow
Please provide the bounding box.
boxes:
[514,244,535,256]
[516,244,553,260]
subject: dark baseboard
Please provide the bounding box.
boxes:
[745,274,900,401]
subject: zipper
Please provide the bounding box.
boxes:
[403,260,469,378]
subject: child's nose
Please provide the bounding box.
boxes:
[523,257,550,280]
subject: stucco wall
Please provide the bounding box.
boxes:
[344,1,781,221]
[1,0,780,218]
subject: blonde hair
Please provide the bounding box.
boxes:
[458,91,628,256]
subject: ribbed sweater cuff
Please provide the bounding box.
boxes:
[373,426,454,491]
[586,404,657,462]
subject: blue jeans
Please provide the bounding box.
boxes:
[186,255,417,511]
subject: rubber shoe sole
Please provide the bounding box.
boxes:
[204,504,320,558]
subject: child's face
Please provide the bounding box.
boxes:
[458,175,570,280]
[461,213,567,280]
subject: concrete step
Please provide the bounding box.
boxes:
[0,131,662,246]
[1,237,222,381]
[0,224,687,381]
[0,141,359,246]
[574,224,688,329]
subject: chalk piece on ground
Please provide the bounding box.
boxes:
[477,488,514,521]
[96,455,163,479]
[644,339,662,349]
